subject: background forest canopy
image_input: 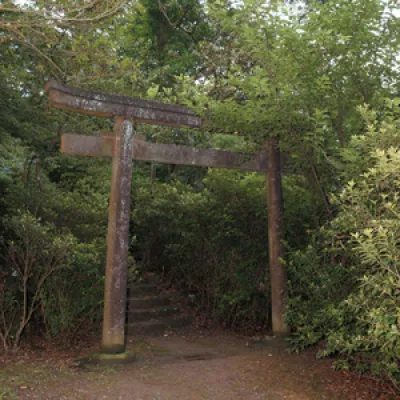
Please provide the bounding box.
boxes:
[1,0,400,384]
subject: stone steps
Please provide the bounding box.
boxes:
[128,307,180,322]
[129,283,160,296]
[128,295,171,309]
[126,282,192,336]
[127,316,194,336]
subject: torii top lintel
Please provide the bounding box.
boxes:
[45,80,203,129]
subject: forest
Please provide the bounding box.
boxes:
[0,0,399,389]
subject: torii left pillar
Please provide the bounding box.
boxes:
[101,117,134,354]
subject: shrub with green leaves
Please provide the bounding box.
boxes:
[0,141,109,349]
[287,102,400,382]
[1,211,76,350]
[132,171,269,328]
[132,168,314,329]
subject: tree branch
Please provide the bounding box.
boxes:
[0,1,128,23]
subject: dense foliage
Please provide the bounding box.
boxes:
[287,103,400,381]
[0,105,109,349]
[0,0,399,387]
[132,170,313,329]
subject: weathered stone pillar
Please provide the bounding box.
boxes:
[266,137,290,336]
[101,117,134,354]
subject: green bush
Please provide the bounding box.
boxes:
[287,102,400,382]
[132,172,269,328]
[1,211,76,350]
[0,149,108,349]
[132,169,314,329]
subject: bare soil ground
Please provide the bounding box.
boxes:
[1,328,398,400]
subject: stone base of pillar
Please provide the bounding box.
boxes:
[252,335,291,352]
[101,343,126,354]
[80,350,137,366]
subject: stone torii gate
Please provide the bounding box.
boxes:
[45,80,289,355]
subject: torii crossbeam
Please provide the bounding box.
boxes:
[45,80,290,354]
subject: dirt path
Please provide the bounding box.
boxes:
[1,329,398,400]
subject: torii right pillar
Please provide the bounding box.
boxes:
[266,138,290,336]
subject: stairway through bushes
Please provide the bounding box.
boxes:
[126,277,194,336]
